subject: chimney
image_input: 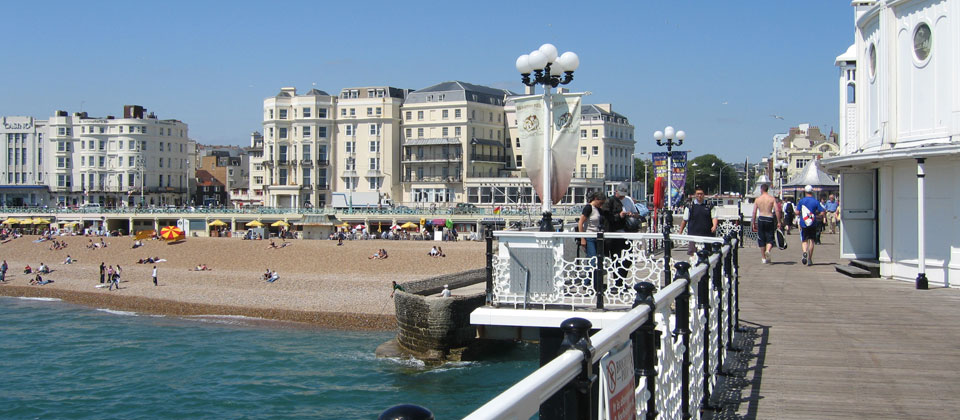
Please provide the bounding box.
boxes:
[124,105,146,119]
[595,104,612,113]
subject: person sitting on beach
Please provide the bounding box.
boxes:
[390,280,404,298]
[437,247,445,258]
[38,263,49,274]
[63,255,73,265]
[31,273,43,285]
[267,240,278,249]
[428,246,439,257]
[100,238,107,248]
[87,239,95,249]
[369,250,381,259]
[380,249,388,259]
[267,271,279,283]
[263,269,271,282]
[132,239,143,249]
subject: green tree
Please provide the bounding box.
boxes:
[632,157,655,203]
[685,154,739,196]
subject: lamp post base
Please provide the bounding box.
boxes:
[916,273,928,290]
[539,211,554,232]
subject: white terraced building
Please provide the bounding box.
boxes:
[43,105,190,207]
[0,116,48,206]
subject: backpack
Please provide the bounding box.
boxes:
[775,228,787,250]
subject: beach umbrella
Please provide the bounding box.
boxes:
[271,220,290,227]
[245,220,264,228]
[391,224,400,230]
[208,219,227,227]
[354,224,365,230]
[33,218,52,225]
[2,218,20,225]
[338,222,350,228]
[159,226,184,240]
[445,219,453,229]
[400,222,419,229]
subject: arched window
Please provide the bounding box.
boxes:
[846,83,856,103]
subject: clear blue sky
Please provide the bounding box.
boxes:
[0,1,853,163]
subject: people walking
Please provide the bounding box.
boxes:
[825,194,839,234]
[152,266,158,286]
[751,184,782,264]
[797,185,826,266]
[678,188,718,256]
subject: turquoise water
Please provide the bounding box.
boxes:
[0,297,537,419]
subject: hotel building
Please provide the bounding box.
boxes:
[0,116,48,206]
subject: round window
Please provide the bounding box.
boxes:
[914,23,931,61]
[868,43,877,78]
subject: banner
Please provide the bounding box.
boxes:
[652,151,687,206]
[516,93,582,205]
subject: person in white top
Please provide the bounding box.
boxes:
[441,284,451,297]
[152,266,158,286]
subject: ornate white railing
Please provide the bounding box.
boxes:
[459,235,740,420]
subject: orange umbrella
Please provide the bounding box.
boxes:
[159,226,184,240]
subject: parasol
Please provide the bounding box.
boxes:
[159,226,184,240]
[354,224,366,230]
[271,220,290,227]
[400,222,419,229]
[208,220,227,227]
[33,218,52,225]
[2,218,20,225]
[245,220,264,228]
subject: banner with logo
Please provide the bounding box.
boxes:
[652,151,687,207]
[516,93,582,205]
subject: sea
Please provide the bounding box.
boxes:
[0,296,538,419]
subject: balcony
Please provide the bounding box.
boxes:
[300,159,313,166]
[276,159,288,165]
[469,153,507,163]
[574,172,606,180]
[402,175,463,183]
[401,153,463,163]
[316,183,329,190]
[316,159,329,166]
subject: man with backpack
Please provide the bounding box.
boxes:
[782,198,796,235]
[797,185,826,266]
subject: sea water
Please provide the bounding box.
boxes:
[0,297,537,419]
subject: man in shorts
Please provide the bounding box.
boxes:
[751,183,782,264]
[797,185,826,266]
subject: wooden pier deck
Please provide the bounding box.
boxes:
[711,232,960,419]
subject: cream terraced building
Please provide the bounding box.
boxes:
[45,105,190,207]
[334,86,407,203]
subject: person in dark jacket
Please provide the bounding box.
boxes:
[678,188,718,255]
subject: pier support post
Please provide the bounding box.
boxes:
[633,282,659,419]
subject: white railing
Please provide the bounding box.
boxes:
[464,236,739,420]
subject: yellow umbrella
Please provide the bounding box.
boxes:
[19,218,34,224]
[208,220,227,227]
[338,222,350,228]
[2,218,20,225]
[245,220,264,228]
[33,218,52,225]
[400,222,419,229]
[271,220,290,227]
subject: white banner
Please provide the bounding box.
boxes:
[516,93,582,205]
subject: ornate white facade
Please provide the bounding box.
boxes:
[824,0,960,287]
[0,116,48,206]
[44,106,190,207]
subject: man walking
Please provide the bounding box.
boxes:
[152,266,158,286]
[99,262,105,284]
[1,260,7,282]
[797,185,826,266]
[751,184,782,264]
[679,188,718,256]
[825,194,839,234]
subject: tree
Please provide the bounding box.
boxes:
[632,157,655,203]
[685,154,739,196]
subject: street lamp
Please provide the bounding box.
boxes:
[712,162,725,196]
[774,160,788,199]
[516,43,579,231]
[653,126,685,213]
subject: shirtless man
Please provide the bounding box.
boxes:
[752,184,782,264]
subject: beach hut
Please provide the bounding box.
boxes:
[783,159,839,198]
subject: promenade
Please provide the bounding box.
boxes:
[712,232,960,419]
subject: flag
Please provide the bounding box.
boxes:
[493,206,501,215]
[516,92,583,205]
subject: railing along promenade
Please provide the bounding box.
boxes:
[380,227,741,420]
[0,205,589,218]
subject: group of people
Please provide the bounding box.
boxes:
[263,269,280,283]
[752,184,838,266]
[24,262,52,275]
[266,240,291,249]
[369,249,389,259]
[136,256,164,264]
[577,184,649,261]
[48,239,68,250]
[194,263,211,271]
[99,262,124,290]
[428,246,445,258]
[86,238,108,250]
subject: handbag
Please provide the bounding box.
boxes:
[775,228,787,250]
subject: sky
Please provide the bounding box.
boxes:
[0,0,854,163]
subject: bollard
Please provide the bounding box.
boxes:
[673,261,692,420]
[559,317,596,420]
[595,232,606,310]
[485,228,493,305]
[379,404,434,420]
[632,282,659,419]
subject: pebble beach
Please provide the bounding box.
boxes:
[0,235,485,330]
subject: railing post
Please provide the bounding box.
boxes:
[673,261,692,420]
[558,317,596,420]
[595,232,605,310]
[723,235,737,351]
[737,201,744,248]
[733,235,742,332]
[484,228,493,305]
[632,282,659,419]
[695,248,714,410]
[711,241,725,374]
[379,404,434,420]
[663,211,673,286]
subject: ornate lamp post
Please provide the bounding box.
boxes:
[774,160,788,199]
[653,126,685,213]
[516,44,579,231]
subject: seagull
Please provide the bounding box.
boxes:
[721,101,729,105]
[770,114,784,120]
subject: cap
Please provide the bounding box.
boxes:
[804,185,813,193]
[444,284,449,288]
[616,183,629,194]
